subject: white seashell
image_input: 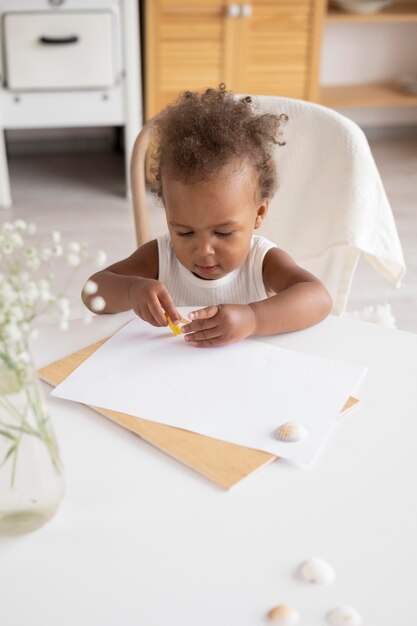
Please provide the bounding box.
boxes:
[326,606,362,626]
[300,557,335,585]
[273,421,308,442]
[267,604,300,624]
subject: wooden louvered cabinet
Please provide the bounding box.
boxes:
[144,0,327,119]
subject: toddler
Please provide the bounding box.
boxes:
[83,85,332,347]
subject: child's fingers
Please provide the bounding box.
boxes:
[181,315,218,335]
[158,291,180,324]
[165,304,181,325]
[183,327,222,344]
[188,305,219,321]
[183,305,219,334]
[188,335,226,348]
[139,286,179,327]
[146,303,166,326]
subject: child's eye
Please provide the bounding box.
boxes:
[215,231,232,237]
[177,231,193,237]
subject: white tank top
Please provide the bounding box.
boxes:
[157,234,276,306]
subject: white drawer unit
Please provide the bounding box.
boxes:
[0,0,142,209]
[3,11,115,90]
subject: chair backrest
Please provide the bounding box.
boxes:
[130,96,405,315]
[130,119,154,247]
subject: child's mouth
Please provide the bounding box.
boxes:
[195,264,220,276]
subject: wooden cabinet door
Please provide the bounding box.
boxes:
[145,0,241,118]
[144,0,326,119]
[237,0,326,100]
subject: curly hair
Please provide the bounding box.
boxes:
[148,84,287,202]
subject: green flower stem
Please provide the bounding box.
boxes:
[26,379,61,473]
[0,381,31,488]
[0,428,17,441]
[0,355,61,486]
[0,393,28,422]
[0,415,40,438]
[10,408,27,487]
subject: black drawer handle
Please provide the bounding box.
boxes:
[39,35,79,45]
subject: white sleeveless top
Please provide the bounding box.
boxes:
[157,234,276,306]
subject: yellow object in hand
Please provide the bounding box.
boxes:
[165,312,188,336]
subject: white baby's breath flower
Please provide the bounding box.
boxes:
[17,351,31,365]
[4,323,23,342]
[25,281,40,302]
[41,246,53,261]
[38,279,52,302]
[58,297,70,312]
[10,304,24,322]
[25,246,37,258]
[26,258,41,270]
[94,250,107,268]
[1,223,107,351]
[2,242,13,255]
[51,244,63,258]
[9,232,24,248]
[14,219,27,231]
[66,253,81,267]
[38,278,51,291]
[67,241,81,254]
[38,278,50,291]
[1,282,16,304]
[83,280,98,295]
[20,322,30,334]
[58,302,71,323]
[90,296,106,312]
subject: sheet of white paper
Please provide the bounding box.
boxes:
[52,308,367,464]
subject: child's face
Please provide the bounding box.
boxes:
[162,162,268,280]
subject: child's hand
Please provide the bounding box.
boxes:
[129,278,180,327]
[181,304,256,347]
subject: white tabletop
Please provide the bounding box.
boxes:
[1,313,416,626]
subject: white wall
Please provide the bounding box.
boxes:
[321,11,417,127]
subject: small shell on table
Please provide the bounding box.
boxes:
[267,604,300,624]
[300,557,335,585]
[273,421,308,442]
[326,606,362,626]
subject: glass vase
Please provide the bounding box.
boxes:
[0,349,65,535]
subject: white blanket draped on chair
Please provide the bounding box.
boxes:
[255,95,406,315]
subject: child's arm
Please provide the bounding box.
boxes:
[181,248,333,347]
[82,240,180,326]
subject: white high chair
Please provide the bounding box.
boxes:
[130,96,406,316]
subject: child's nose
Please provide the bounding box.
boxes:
[195,237,214,257]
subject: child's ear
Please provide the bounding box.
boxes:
[254,201,269,229]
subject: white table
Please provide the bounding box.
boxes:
[1,313,416,626]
